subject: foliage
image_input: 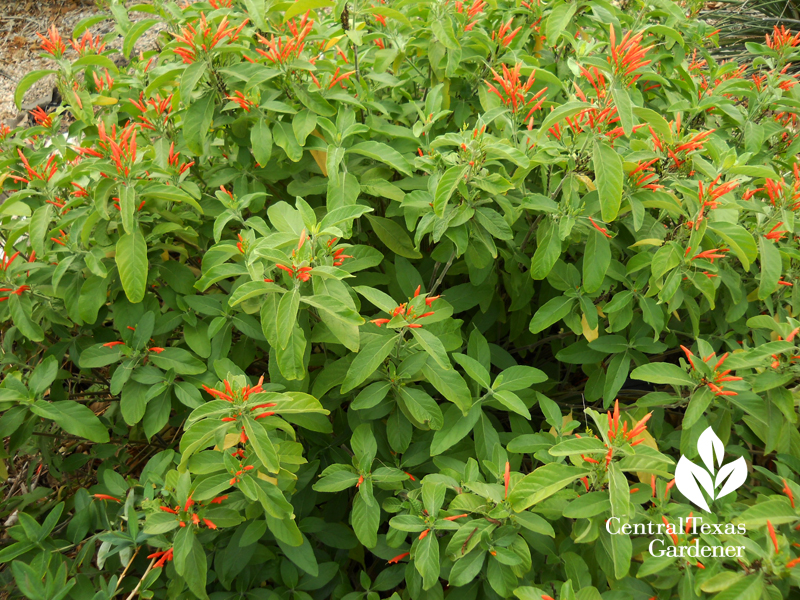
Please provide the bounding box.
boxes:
[1,0,800,599]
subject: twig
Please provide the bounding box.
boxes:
[114,546,141,595]
[124,557,156,600]
[429,249,456,295]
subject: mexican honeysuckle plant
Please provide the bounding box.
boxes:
[1,0,800,598]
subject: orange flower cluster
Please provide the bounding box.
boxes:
[167,141,194,175]
[0,285,30,302]
[491,18,522,47]
[456,0,485,30]
[71,30,106,56]
[12,149,58,184]
[36,25,66,58]
[147,548,174,568]
[766,25,800,51]
[130,93,173,130]
[92,69,114,92]
[171,13,248,64]
[253,13,313,65]
[158,495,220,531]
[685,175,739,230]
[226,90,257,112]
[370,286,438,328]
[628,159,663,192]
[30,107,52,127]
[609,26,653,86]
[681,346,741,396]
[485,64,546,128]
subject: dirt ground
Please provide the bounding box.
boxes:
[0,0,168,125]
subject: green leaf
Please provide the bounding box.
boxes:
[80,344,124,368]
[630,363,695,386]
[15,70,56,109]
[244,417,280,473]
[430,403,482,455]
[593,139,624,222]
[277,290,301,349]
[583,228,611,293]
[352,492,380,548]
[599,527,631,580]
[545,1,578,45]
[347,141,413,177]
[530,222,561,280]
[149,348,206,375]
[508,463,589,511]
[32,400,109,443]
[8,295,43,342]
[421,360,470,414]
[341,334,399,393]
[434,166,467,217]
[453,353,490,388]
[284,0,333,22]
[116,230,148,303]
[549,437,608,456]
[493,366,547,391]
[184,92,215,155]
[709,223,756,271]
[123,19,159,58]
[758,236,782,300]
[140,183,203,213]
[709,575,763,600]
[251,118,273,167]
[365,215,422,259]
[529,296,575,333]
[611,83,634,137]
[411,328,451,370]
[415,530,440,590]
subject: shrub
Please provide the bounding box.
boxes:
[1,0,800,598]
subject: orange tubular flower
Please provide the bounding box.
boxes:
[664,478,675,499]
[443,514,469,521]
[768,520,780,553]
[766,222,787,241]
[588,217,612,238]
[418,529,430,540]
[93,494,121,502]
[148,547,174,568]
[172,13,249,64]
[504,461,511,498]
[783,480,795,508]
[388,551,410,564]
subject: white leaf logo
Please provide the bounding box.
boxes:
[674,427,747,512]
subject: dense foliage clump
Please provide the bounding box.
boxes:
[1,0,800,598]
